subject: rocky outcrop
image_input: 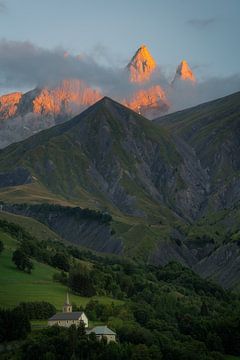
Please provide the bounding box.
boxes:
[127,44,157,83]
[194,242,240,288]
[172,60,196,84]
[125,45,170,119]
[0,92,22,120]
[149,240,197,267]
[32,79,102,117]
[123,85,169,119]
[170,136,210,220]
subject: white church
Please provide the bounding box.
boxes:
[48,293,88,328]
[48,294,116,343]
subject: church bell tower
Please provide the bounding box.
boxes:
[63,293,72,313]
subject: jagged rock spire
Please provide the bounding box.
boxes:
[127,44,157,83]
[173,60,196,83]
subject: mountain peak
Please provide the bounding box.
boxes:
[91,96,121,110]
[76,96,141,122]
[173,60,196,83]
[127,45,157,83]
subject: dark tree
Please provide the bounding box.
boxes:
[200,301,210,316]
[69,264,96,296]
[12,248,34,273]
[0,307,31,342]
[51,252,70,272]
[131,344,151,360]
[17,301,56,320]
[0,240,4,253]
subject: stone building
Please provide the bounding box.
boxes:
[48,293,88,328]
[87,325,116,343]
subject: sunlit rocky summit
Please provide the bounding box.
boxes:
[127,44,157,83]
[172,60,196,84]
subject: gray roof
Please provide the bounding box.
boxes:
[49,312,84,321]
[87,326,116,336]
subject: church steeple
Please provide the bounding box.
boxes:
[63,292,72,313]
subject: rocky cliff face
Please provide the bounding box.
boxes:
[154,91,240,288]
[172,60,196,84]
[155,91,240,216]
[1,80,102,121]
[123,85,170,119]
[31,79,102,117]
[0,92,22,120]
[125,45,170,119]
[0,80,103,148]
[194,242,240,288]
[127,44,157,83]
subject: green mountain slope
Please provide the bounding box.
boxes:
[0,226,122,309]
[1,94,240,287]
[0,97,199,266]
[155,91,240,223]
[0,211,64,243]
[155,91,240,287]
[0,97,184,218]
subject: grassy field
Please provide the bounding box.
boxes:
[0,182,75,207]
[0,211,63,243]
[0,230,123,310]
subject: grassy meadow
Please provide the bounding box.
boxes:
[0,230,123,310]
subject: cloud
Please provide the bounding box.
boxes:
[0,1,6,13]
[167,75,240,114]
[186,18,216,29]
[0,39,141,97]
[0,39,170,98]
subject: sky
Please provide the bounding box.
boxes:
[0,0,239,95]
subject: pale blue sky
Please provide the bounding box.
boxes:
[0,0,239,79]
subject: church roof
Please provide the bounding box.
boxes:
[49,311,84,321]
[87,325,116,336]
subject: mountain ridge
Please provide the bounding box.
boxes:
[1,92,240,287]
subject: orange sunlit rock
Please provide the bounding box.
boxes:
[0,92,22,120]
[124,45,169,117]
[173,60,196,83]
[127,45,157,83]
[123,85,170,119]
[33,79,102,116]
